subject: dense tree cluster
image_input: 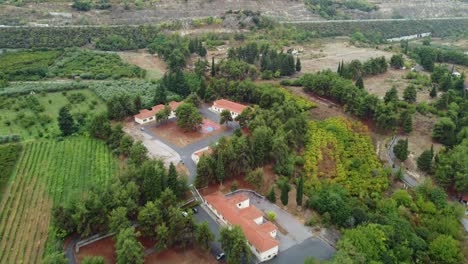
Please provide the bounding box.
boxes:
[227,42,297,77]
[316,182,464,264]
[338,57,388,79]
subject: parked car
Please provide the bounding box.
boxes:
[192,207,198,214]
[140,127,145,131]
[216,252,225,261]
[182,211,188,217]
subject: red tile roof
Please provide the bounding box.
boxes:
[213,99,247,114]
[204,192,279,252]
[134,101,181,120]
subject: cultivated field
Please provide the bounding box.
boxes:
[0,89,106,140]
[0,138,118,264]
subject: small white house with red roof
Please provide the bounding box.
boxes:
[134,101,182,124]
[210,99,247,118]
[204,192,279,262]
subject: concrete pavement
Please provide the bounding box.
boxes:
[139,105,238,183]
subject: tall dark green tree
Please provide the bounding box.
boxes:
[195,221,214,251]
[219,225,251,264]
[154,85,167,105]
[279,180,291,206]
[211,57,216,77]
[355,76,364,89]
[417,147,434,172]
[268,186,276,203]
[167,162,179,196]
[216,155,225,184]
[403,85,417,103]
[384,87,399,104]
[296,57,302,72]
[430,85,437,98]
[88,113,111,140]
[58,106,77,136]
[296,175,304,207]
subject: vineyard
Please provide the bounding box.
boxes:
[0,144,22,201]
[0,138,118,264]
[304,117,389,197]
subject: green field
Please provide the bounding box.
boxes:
[0,137,119,264]
[0,89,106,140]
[0,144,22,202]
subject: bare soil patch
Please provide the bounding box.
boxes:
[150,119,226,148]
[298,38,395,74]
[364,69,434,103]
[77,236,116,264]
[117,49,166,80]
[146,247,216,264]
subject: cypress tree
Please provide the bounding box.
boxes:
[296,175,304,206]
[58,106,77,136]
[403,113,413,133]
[167,162,178,196]
[268,187,276,203]
[430,85,437,98]
[211,57,215,77]
[394,139,409,161]
[216,155,225,184]
[337,62,342,75]
[417,147,434,172]
[355,76,364,89]
[280,182,290,206]
[296,58,302,72]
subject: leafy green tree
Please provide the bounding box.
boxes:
[296,175,304,206]
[375,102,398,131]
[107,95,134,120]
[118,135,134,157]
[116,227,144,264]
[195,155,216,187]
[72,0,92,11]
[175,103,203,131]
[156,223,169,249]
[245,168,264,191]
[429,235,462,264]
[403,85,417,103]
[154,85,167,105]
[160,188,178,210]
[216,155,225,183]
[417,147,434,172]
[88,113,111,140]
[440,74,453,91]
[219,225,251,264]
[432,118,457,146]
[337,224,390,262]
[252,126,273,166]
[42,252,68,264]
[109,207,131,233]
[435,139,468,193]
[268,187,276,203]
[195,221,214,251]
[58,107,77,136]
[138,200,163,238]
[155,105,171,124]
[0,72,9,88]
[393,139,409,161]
[400,110,413,133]
[128,141,148,166]
[355,76,364,89]
[384,87,399,104]
[220,109,233,127]
[81,256,105,264]
[296,57,302,72]
[390,54,404,69]
[309,184,353,227]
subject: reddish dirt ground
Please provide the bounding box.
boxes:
[76,236,116,264]
[150,119,227,147]
[145,247,217,264]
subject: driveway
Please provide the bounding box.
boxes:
[133,104,238,183]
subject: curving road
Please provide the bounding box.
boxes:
[386,136,419,188]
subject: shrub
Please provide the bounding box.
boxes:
[267,211,276,221]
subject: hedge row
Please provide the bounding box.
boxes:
[290,18,468,38]
[0,25,160,48]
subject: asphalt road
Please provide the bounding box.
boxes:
[387,136,419,187]
[141,105,238,183]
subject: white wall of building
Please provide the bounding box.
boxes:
[209,106,240,118]
[248,243,278,262]
[236,199,249,209]
[254,216,263,225]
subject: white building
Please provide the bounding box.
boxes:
[204,192,279,262]
[210,99,247,119]
[191,147,213,164]
[134,101,182,125]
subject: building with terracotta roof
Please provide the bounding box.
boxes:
[134,101,182,124]
[204,192,279,262]
[210,99,247,118]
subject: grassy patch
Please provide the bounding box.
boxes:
[0,89,106,140]
[0,143,22,201]
[0,137,118,263]
[0,50,62,81]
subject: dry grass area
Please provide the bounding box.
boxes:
[149,119,225,148]
[364,69,434,103]
[298,38,395,73]
[118,49,166,80]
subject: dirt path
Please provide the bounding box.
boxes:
[117,50,166,80]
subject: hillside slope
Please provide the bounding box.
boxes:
[0,0,467,26]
